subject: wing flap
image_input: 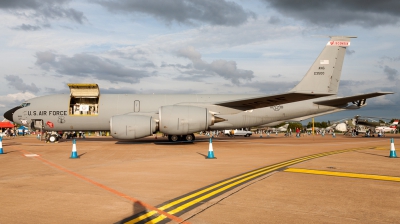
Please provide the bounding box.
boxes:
[313,92,393,107]
[216,92,332,110]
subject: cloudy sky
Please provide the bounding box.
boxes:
[1,0,399,123]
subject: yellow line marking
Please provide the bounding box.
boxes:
[373,147,389,150]
[128,151,341,223]
[284,168,400,182]
[127,148,361,224]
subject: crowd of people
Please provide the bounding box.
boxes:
[1,128,16,138]
[344,128,398,137]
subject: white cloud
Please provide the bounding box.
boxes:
[0,92,36,103]
[176,46,254,85]
[370,95,395,106]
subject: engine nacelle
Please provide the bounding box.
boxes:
[159,105,214,135]
[110,114,158,140]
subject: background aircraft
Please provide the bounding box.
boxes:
[334,115,399,134]
[273,123,289,132]
[354,116,399,132]
[324,123,337,132]
[375,120,398,133]
[335,117,371,133]
[4,36,393,142]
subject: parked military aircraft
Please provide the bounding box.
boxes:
[335,118,375,135]
[258,122,289,132]
[336,116,398,134]
[375,120,398,133]
[324,123,337,132]
[4,36,393,142]
[354,116,399,132]
[355,116,384,127]
[272,123,290,132]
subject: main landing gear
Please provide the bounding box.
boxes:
[46,133,60,143]
[168,134,195,142]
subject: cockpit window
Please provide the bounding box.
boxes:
[21,103,30,107]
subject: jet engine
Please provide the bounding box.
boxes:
[159,105,217,135]
[110,114,158,139]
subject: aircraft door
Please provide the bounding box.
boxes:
[30,119,44,130]
[134,100,140,112]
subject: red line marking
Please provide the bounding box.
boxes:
[17,148,188,224]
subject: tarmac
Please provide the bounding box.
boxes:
[0,133,399,224]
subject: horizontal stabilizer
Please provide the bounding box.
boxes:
[216,92,332,110]
[313,92,393,107]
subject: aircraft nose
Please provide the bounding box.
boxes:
[3,106,22,122]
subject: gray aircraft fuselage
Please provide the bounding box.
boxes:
[13,93,336,131]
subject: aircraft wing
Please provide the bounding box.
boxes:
[215,92,332,110]
[285,109,346,122]
[313,92,393,107]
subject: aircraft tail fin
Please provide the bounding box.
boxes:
[290,36,356,95]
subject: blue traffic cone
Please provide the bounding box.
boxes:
[206,138,216,159]
[389,138,397,158]
[0,136,4,154]
[70,139,79,159]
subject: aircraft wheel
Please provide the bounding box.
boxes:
[168,135,179,142]
[185,134,195,142]
[49,135,58,143]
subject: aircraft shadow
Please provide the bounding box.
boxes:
[114,141,151,145]
[2,142,22,146]
[61,137,117,142]
[0,150,18,154]
[154,141,194,145]
[116,140,195,145]
[355,151,388,158]
[115,201,148,224]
